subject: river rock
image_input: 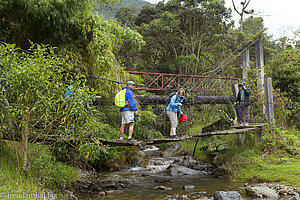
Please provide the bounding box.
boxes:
[90,183,104,193]
[214,191,244,200]
[291,197,300,200]
[183,185,195,190]
[246,186,279,199]
[154,178,170,183]
[154,185,172,190]
[105,190,124,195]
[103,182,117,190]
[163,144,182,157]
[164,164,208,176]
[98,191,105,196]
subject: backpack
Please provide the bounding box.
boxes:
[115,89,127,108]
[165,92,178,106]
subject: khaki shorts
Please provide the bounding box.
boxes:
[121,111,135,124]
[167,111,178,128]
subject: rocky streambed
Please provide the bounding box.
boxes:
[67,144,300,200]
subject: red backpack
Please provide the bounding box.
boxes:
[179,114,188,124]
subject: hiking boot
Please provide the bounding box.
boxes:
[169,135,178,139]
[244,122,249,126]
[128,138,137,142]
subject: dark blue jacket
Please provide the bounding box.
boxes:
[119,86,138,112]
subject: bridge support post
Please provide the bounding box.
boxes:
[254,130,262,144]
[256,40,265,90]
[242,43,250,78]
[236,133,246,145]
[264,77,275,126]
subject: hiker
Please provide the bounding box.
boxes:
[166,88,185,138]
[64,85,74,107]
[234,81,251,126]
[119,81,138,141]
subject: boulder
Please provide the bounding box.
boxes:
[214,191,244,200]
[246,186,279,199]
[164,164,208,176]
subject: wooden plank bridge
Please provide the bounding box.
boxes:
[1,123,266,148]
[96,123,266,147]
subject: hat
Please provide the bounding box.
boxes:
[127,81,136,86]
[241,81,246,86]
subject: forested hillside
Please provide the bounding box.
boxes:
[95,0,155,19]
[0,0,299,199]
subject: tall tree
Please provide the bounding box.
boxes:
[0,0,145,93]
[231,0,253,32]
[130,0,233,75]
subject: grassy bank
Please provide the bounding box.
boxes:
[0,140,79,200]
[179,128,300,187]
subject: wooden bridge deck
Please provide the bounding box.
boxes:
[99,123,266,146]
[2,123,266,147]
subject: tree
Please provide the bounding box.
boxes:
[130,0,233,75]
[0,0,145,94]
[271,47,300,128]
[231,0,254,32]
[0,43,99,172]
[115,6,138,27]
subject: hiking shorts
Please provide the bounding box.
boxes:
[121,111,135,124]
[167,111,178,128]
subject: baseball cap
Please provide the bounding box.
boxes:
[127,81,136,86]
[241,81,246,86]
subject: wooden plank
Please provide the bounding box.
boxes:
[232,123,266,129]
[146,136,192,145]
[191,127,257,138]
[97,139,146,146]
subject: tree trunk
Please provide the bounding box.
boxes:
[22,119,29,173]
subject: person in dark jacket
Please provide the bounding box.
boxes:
[234,81,251,126]
[119,81,138,141]
[166,88,185,138]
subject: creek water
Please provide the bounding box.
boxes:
[76,145,257,200]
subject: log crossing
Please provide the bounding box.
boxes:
[90,123,266,146]
[2,123,266,147]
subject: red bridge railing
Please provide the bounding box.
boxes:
[126,71,243,93]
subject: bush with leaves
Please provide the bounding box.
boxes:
[0,43,105,172]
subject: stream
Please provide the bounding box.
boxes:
[73,145,294,200]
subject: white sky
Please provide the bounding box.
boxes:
[144,0,300,39]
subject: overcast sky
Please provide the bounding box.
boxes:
[144,0,300,39]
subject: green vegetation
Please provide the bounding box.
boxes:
[177,127,300,186]
[214,128,300,186]
[0,140,78,199]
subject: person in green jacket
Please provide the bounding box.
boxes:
[234,81,251,126]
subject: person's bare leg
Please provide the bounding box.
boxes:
[170,128,175,136]
[128,123,134,138]
[120,124,125,139]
